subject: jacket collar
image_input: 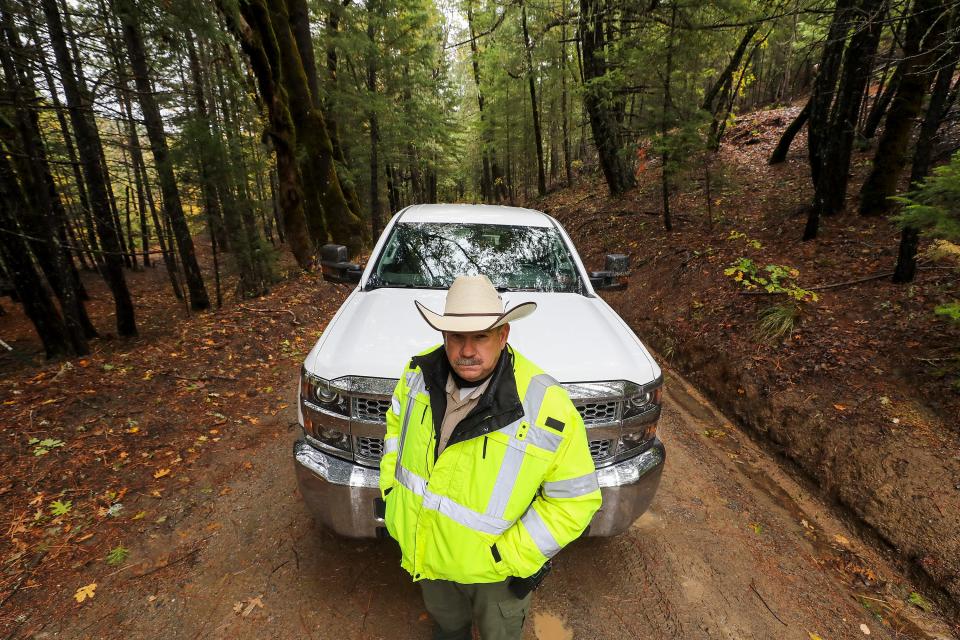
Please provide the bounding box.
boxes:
[410,344,524,456]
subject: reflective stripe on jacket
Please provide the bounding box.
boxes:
[379,343,602,583]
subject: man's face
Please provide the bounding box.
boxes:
[444,325,510,383]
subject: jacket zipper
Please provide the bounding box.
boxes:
[482,436,488,459]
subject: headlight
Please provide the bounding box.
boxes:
[622,381,663,419]
[618,379,663,455]
[300,368,350,417]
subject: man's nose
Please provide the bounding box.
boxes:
[461,338,477,356]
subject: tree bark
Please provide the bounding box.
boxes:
[859,0,946,216]
[216,0,314,269]
[41,0,137,336]
[0,154,73,358]
[815,0,885,216]
[893,28,959,283]
[117,3,210,310]
[807,0,856,191]
[580,0,634,195]
[367,0,383,236]
[768,99,810,164]
[0,5,92,350]
[521,0,546,196]
[561,12,573,188]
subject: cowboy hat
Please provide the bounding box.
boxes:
[415,275,536,333]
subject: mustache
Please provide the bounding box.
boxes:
[455,358,482,366]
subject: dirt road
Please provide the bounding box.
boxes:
[42,366,956,640]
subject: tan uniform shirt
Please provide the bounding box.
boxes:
[437,373,491,456]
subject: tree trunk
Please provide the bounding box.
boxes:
[815,0,885,217]
[187,32,267,299]
[117,3,210,310]
[521,0,546,196]
[660,3,676,231]
[215,0,315,269]
[580,0,634,195]
[288,0,320,106]
[768,99,810,164]
[0,6,92,350]
[561,13,573,188]
[859,0,946,216]
[41,0,137,336]
[807,0,856,191]
[704,24,760,152]
[367,0,383,235]
[125,89,182,299]
[861,16,905,139]
[892,32,959,283]
[467,1,495,203]
[0,155,73,358]
[25,8,99,262]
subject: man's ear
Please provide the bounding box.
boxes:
[499,324,510,348]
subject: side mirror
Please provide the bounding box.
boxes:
[590,254,630,291]
[320,244,363,284]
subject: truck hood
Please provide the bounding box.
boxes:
[304,288,660,386]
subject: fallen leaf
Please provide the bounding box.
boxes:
[833,404,846,411]
[808,634,823,640]
[242,595,264,617]
[74,583,97,603]
[834,534,851,547]
[154,468,171,479]
[860,623,871,635]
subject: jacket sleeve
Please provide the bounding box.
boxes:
[497,390,602,578]
[379,370,407,499]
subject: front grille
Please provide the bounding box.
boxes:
[589,439,612,461]
[355,436,384,460]
[354,397,390,422]
[575,401,619,425]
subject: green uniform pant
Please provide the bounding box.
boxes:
[420,578,532,640]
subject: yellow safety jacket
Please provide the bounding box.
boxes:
[380,343,601,583]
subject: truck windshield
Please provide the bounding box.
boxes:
[367,222,583,292]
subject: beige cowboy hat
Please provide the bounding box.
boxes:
[415,275,537,333]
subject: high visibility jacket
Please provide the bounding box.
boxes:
[380,343,602,584]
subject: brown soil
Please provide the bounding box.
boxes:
[1,104,958,639]
[538,104,960,613]
[14,360,960,639]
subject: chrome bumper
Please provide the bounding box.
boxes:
[293,438,665,539]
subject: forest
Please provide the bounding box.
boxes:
[2,0,960,633]
[0,0,957,357]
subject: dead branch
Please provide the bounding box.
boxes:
[238,305,300,325]
[158,369,238,382]
[749,581,788,626]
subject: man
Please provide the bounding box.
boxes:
[379,274,601,640]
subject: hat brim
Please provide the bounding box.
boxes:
[415,300,537,333]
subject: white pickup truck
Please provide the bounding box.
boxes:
[295,204,664,538]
